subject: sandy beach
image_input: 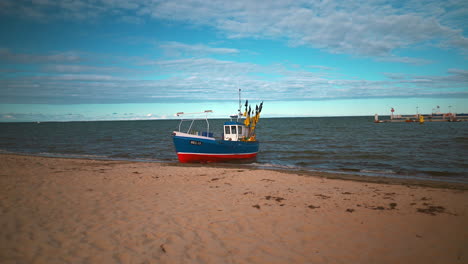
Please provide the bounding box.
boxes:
[1,154,467,264]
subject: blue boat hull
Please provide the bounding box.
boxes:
[172,134,259,163]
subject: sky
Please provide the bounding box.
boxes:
[0,0,467,122]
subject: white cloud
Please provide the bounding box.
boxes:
[2,0,466,61]
[0,48,83,63]
[32,74,121,81]
[0,111,175,122]
[376,56,433,65]
[159,41,240,56]
[1,54,466,104]
[144,57,259,77]
[119,15,144,24]
[147,0,468,60]
[40,64,145,75]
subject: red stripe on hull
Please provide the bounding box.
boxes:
[177,153,257,163]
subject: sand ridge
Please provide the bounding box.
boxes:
[1,154,467,263]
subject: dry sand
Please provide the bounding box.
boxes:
[1,153,467,264]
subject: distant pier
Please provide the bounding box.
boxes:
[374,112,468,123]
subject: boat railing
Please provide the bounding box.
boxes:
[175,110,213,136]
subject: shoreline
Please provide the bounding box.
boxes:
[3,152,468,190]
[173,162,468,190]
[1,153,467,263]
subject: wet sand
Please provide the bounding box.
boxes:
[1,154,467,263]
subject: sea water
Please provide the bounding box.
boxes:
[1,117,467,183]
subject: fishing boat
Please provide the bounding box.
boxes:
[172,92,263,163]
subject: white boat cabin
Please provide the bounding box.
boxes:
[223,121,248,141]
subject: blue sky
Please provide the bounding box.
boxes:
[0,0,467,122]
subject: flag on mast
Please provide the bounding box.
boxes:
[243,100,248,116]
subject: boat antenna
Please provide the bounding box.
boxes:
[238,88,242,118]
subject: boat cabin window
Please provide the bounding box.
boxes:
[225,126,230,134]
[238,126,242,135]
[231,125,237,135]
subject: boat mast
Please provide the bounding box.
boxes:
[238,88,242,120]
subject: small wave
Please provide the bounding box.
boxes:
[453,136,468,142]
[286,133,307,137]
[295,161,314,166]
[280,156,328,162]
[416,170,463,178]
[260,140,297,144]
[0,149,18,154]
[250,162,298,170]
[360,169,396,175]
[353,154,394,160]
[95,136,114,142]
[109,153,132,158]
[37,152,110,160]
[0,142,20,147]
[288,149,328,155]
[49,148,88,155]
[0,150,114,161]
[0,137,18,141]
